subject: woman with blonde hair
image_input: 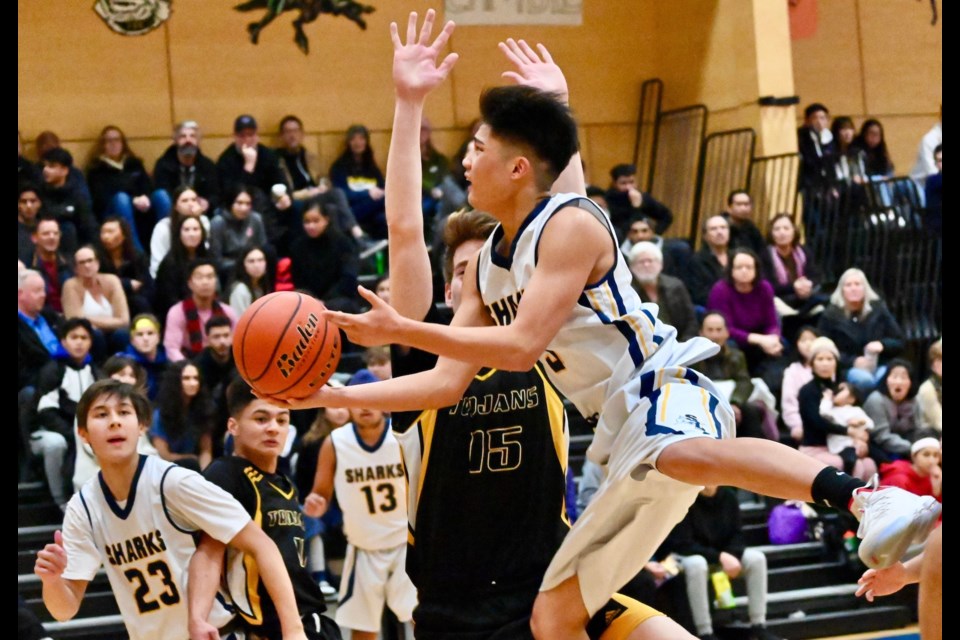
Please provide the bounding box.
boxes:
[817,267,905,392]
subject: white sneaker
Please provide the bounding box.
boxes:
[318,579,337,601]
[853,477,941,569]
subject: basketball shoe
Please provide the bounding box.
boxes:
[853,475,941,569]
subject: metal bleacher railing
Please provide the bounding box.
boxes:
[630,77,940,361]
[802,177,941,350]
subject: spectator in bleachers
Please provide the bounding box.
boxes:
[18,129,41,192]
[121,313,168,400]
[629,241,698,341]
[797,102,837,190]
[149,185,211,278]
[374,273,391,304]
[604,163,673,241]
[150,359,216,471]
[817,267,905,392]
[85,125,171,250]
[31,318,101,507]
[798,337,877,481]
[217,114,292,211]
[19,268,63,481]
[923,144,942,236]
[698,312,767,440]
[289,197,361,312]
[863,359,921,459]
[707,248,784,378]
[688,214,731,307]
[193,314,238,454]
[276,114,325,202]
[329,124,387,238]
[423,119,468,225]
[723,189,765,256]
[18,183,42,264]
[916,338,942,437]
[154,214,212,318]
[209,184,268,283]
[362,345,392,381]
[910,106,942,189]
[228,245,272,315]
[760,213,827,339]
[852,119,894,178]
[879,437,941,502]
[660,485,783,640]
[24,217,73,314]
[153,119,221,214]
[33,130,93,209]
[819,382,875,477]
[39,147,98,252]
[780,326,820,444]
[797,103,837,191]
[95,216,153,316]
[163,258,238,362]
[830,116,867,185]
[61,245,131,360]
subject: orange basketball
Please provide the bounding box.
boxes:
[233,291,341,399]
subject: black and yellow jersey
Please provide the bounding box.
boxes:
[398,364,570,598]
[203,456,326,637]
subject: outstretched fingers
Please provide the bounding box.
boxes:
[418,8,436,44]
[405,10,419,44]
[430,19,456,54]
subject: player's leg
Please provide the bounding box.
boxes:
[919,526,942,640]
[384,543,417,631]
[657,436,942,568]
[334,545,383,640]
[530,574,590,640]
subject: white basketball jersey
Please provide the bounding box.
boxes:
[476,193,719,419]
[331,423,407,551]
[61,455,250,640]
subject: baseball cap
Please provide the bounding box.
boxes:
[234,114,258,133]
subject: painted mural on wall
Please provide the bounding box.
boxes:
[235,0,376,54]
[94,0,171,35]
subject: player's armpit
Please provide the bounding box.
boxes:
[506,205,613,362]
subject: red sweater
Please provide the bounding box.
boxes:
[880,460,941,502]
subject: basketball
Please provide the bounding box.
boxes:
[233,291,342,399]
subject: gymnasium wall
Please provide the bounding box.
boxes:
[18,0,941,187]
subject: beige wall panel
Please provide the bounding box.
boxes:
[858,0,942,116]
[791,0,865,116]
[582,124,639,188]
[18,1,172,142]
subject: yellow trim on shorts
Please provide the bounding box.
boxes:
[599,593,664,640]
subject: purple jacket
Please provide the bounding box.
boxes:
[707,279,780,348]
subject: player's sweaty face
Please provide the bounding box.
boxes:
[81,395,143,461]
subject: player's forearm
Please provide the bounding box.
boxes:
[42,579,83,621]
[386,98,434,320]
[187,536,224,627]
[395,315,543,371]
[250,539,305,635]
[320,361,473,411]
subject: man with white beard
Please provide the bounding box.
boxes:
[628,241,698,341]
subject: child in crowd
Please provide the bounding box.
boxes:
[121,313,168,399]
[781,326,820,443]
[916,338,942,438]
[304,370,415,640]
[879,437,942,502]
[34,379,309,640]
[821,382,875,475]
[31,318,100,508]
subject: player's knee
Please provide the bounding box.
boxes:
[530,589,587,639]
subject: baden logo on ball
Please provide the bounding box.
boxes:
[276,312,321,378]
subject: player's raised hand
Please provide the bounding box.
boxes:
[391,9,459,101]
[303,493,329,518]
[499,39,569,103]
[35,529,68,582]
